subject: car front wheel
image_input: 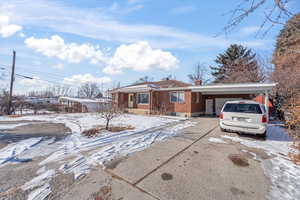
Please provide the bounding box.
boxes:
[220,127,226,132]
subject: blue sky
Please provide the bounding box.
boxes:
[0,0,299,93]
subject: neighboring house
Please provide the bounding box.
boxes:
[59,97,111,113]
[110,80,276,117]
[24,97,59,105]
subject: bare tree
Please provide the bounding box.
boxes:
[223,0,296,36]
[135,76,154,84]
[78,83,100,98]
[188,63,210,84]
[0,89,10,115]
[49,86,72,97]
[161,74,176,81]
[98,104,122,130]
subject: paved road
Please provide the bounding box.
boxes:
[59,117,269,200]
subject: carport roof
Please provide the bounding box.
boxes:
[189,83,277,94]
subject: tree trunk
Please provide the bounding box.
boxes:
[106,119,109,130]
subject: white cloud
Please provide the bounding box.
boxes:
[19,32,25,38]
[240,26,260,36]
[53,63,64,70]
[0,15,22,37]
[17,76,51,92]
[170,6,197,15]
[25,35,107,64]
[103,41,179,74]
[24,34,179,74]
[63,74,112,86]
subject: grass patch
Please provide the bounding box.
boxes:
[91,185,112,200]
[289,152,300,166]
[82,125,134,137]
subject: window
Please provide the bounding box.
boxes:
[170,92,185,103]
[137,93,149,104]
[223,103,262,114]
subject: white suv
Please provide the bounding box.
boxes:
[219,100,268,136]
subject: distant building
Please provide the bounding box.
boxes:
[24,97,59,105]
[58,97,111,113]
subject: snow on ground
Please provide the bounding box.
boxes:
[14,109,55,115]
[208,137,227,144]
[0,137,43,165]
[0,113,194,200]
[222,125,300,200]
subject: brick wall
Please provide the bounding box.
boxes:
[151,90,192,115]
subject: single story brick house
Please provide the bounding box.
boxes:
[110,80,276,118]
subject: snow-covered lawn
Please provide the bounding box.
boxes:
[221,124,300,200]
[0,113,194,200]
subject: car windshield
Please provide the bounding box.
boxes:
[223,103,262,114]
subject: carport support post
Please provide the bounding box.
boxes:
[265,90,269,120]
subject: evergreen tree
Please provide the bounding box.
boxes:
[273,14,300,69]
[210,44,263,83]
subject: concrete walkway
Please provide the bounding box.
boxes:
[60,117,269,200]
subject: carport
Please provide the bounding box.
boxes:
[190,83,276,118]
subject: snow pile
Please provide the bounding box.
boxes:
[21,169,55,200]
[22,169,55,191]
[0,137,43,165]
[222,135,292,156]
[26,183,52,200]
[222,126,300,200]
[208,137,227,144]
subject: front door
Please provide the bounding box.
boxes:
[128,94,134,108]
[205,99,213,115]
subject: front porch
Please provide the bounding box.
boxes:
[113,91,153,115]
[125,108,150,115]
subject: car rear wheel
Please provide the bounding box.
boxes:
[260,131,267,138]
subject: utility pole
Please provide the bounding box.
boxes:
[7,50,16,115]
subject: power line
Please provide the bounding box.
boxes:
[1,64,68,84]
[1,63,69,80]
[15,74,33,79]
[16,66,68,80]
[1,67,74,87]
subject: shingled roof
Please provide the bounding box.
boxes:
[129,79,191,88]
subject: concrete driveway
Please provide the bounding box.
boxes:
[52,118,270,200]
[59,117,269,200]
